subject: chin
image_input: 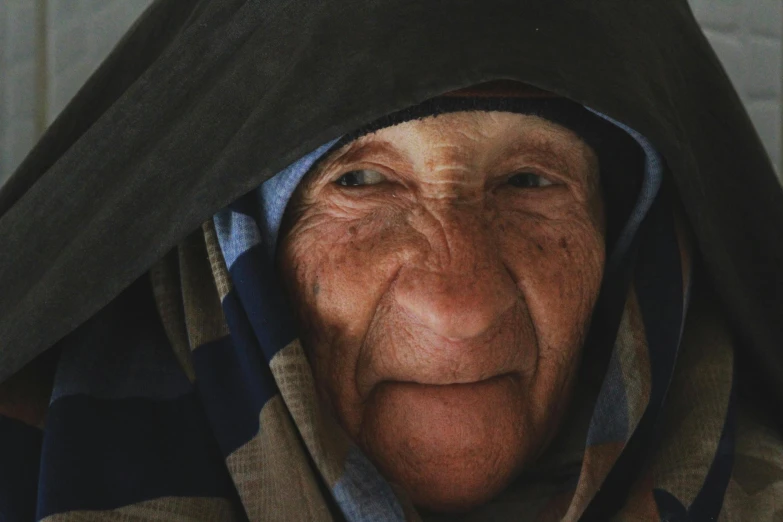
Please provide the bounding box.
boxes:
[394,450,523,513]
[358,377,536,513]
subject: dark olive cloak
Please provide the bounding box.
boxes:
[0,0,781,429]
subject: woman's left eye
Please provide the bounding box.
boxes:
[507,172,554,188]
[334,169,386,187]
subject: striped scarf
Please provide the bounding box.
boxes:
[1,118,780,522]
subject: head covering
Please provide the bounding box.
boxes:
[0,1,782,520]
[0,82,764,522]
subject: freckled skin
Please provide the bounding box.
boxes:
[277,112,605,512]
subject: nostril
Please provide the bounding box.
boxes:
[393,267,518,341]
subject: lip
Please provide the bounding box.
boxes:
[366,373,522,413]
[378,372,519,390]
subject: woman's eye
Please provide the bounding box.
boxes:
[507,172,554,188]
[335,169,386,187]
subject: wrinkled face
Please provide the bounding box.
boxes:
[277,111,605,512]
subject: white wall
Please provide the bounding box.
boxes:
[690,0,783,175]
[0,0,153,186]
[0,0,781,186]
[45,0,154,123]
[1,1,42,183]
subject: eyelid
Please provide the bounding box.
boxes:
[333,168,389,187]
[330,162,396,183]
[506,166,561,185]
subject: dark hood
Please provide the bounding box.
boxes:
[0,0,781,422]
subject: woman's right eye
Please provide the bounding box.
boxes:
[335,169,386,187]
[507,171,554,188]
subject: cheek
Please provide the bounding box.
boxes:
[281,206,410,325]
[491,204,604,447]
[277,202,413,423]
[498,207,605,352]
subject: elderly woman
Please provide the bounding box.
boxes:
[1,0,782,521]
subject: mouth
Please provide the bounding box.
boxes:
[360,371,523,402]
[357,311,534,400]
[365,373,523,420]
[415,371,516,385]
[376,372,520,392]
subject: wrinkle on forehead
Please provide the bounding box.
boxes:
[316,112,598,186]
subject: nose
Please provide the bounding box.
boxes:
[392,205,519,340]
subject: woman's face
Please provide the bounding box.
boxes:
[278,111,605,511]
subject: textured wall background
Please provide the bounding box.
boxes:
[0,0,154,185]
[1,1,42,184]
[45,0,154,121]
[690,0,782,175]
[0,0,781,186]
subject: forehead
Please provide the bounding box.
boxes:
[373,111,583,145]
[338,111,588,159]
[325,111,597,176]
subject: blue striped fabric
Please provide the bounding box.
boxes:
[34,277,239,520]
